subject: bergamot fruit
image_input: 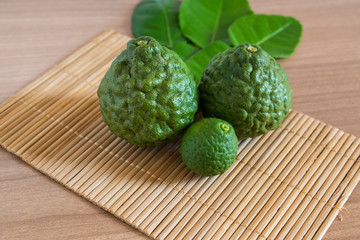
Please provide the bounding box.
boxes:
[199,43,292,139]
[181,118,238,176]
[97,36,198,147]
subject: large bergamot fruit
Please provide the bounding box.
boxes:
[98,36,198,147]
[199,43,292,139]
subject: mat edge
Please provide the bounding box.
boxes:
[0,29,116,109]
[0,143,155,240]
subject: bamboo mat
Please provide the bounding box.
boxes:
[1,29,360,240]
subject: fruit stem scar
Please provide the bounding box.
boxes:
[247,46,258,53]
[136,40,148,46]
[221,123,230,132]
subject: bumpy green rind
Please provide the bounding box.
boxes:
[181,118,238,176]
[98,36,198,147]
[199,43,292,139]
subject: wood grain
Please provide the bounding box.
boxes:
[0,0,359,239]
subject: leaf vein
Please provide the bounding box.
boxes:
[159,0,173,48]
[211,0,224,43]
[255,21,292,46]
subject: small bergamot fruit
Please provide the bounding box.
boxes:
[181,118,238,176]
[97,36,198,147]
[199,43,292,139]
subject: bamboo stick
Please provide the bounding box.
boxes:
[1,30,125,149]
[258,133,354,240]
[116,145,187,220]
[95,146,165,206]
[272,130,346,239]
[0,72,72,139]
[102,144,181,212]
[128,139,250,228]
[35,116,103,170]
[0,29,115,114]
[214,115,311,240]
[209,116,318,240]
[243,121,327,240]
[39,120,105,173]
[27,100,101,163]
[161,112,298,240]
[138,139,254,232]
[290,135,356,239]
[139,139,251,237]
[111,144,183,215]
[313,150,360,240]
[281,133,351,240]
[145,135,264,237]
[84,144,143,198]
[13,84,97,155]
[68,137,126,189]
[58,130,119,184]
[261,125,336,239]
[193,114,312,240]
[302,139,360,239]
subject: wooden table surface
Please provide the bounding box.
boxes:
[1,0,359,239]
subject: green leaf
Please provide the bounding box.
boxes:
[228,14,302,58]
[185,41,230,83]
[179,0,253,48]
[173,41,199,60]
[131,0,183,49]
